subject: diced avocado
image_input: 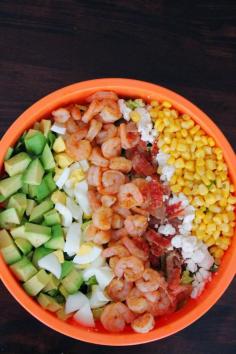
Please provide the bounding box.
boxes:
[10,225,26,239]
[7,193,27,219]
[26,199,37,216]
[24,223,51,248]
[23,159,44,186]
[0,229,21,264]
[4,147,14,161]
[32,246,53,267]
[24,130,46,155]
[4,152,31,177]
[15,238,32,255]
[0,208,21,228]
[0,174,23,200]
[21,183,29,195]
[59,284,69,299]
[61,269,83,294]
[29,200,53,223]
[28,185,37,198]
[37,293,62,312]
[27,250,33,261]
[85,275,98,287]
[44,209,61,226]
[56,308,71,321]
[43,273,60,293]
[40,119,51,137]
[40,144,56,171]
[23,269,49,296]
[53,249,64,263]
[10,257,37,282]
[34,179,50,202]
[44,173,56,193]
[44,224,64,250]
[47,131,56,149]
[61,261,74,279]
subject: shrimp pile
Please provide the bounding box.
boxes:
[52,92,194,334]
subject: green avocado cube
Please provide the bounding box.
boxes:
[0,174,23,201]
[4,147,14,161]
[0,229,21,264]
[24,223,51,248]
[43,209,61,226]
[44,173,56,193]
[10,257,37,282]
[23,159,44,186]
[43,273,60,293]
[26,199,37,216]
[61,261,74,279]
[34,179,50,202]
[24,130,46,155]
[4,152,31,177]
[15,238,32,255]
[0,208,21,228]
[23,269,49,296]
[40,144,56,171]
[61,269,83,294]
[29,200,53,223]
[7,193,27,219]
[37,293,62,312]
[32,246,53,267]
[44,224,64,250]
[10,225,26,239]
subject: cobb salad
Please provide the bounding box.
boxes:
[0,91,235,334]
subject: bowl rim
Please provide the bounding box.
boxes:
[0,78,235,346]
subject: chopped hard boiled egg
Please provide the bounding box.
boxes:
[55,153,74,168]
[73,243,102,265]
[53,136,66,153]
[64,222,82,257]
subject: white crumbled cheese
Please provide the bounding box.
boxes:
[156,152,170,167]
[158,223,176,236]
[135,107,157,144]
[171,235,183,248]
[145,176,152,182]
[118,99,131,121]
[56,167,70,189]
[160,165,175,182]
[51,122,66,135]
[163,194,169,202]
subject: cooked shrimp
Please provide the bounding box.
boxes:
[71,105,81,120]
[96,123,118,144]
[88,190,101,211]
[114,256,144,282]
[135,268,166,293]
[148,288,173,317]
[101,302,135,333]
[52,107,70,123]
[87,166,102,187]
[111,228,128,241]
[131,206,149,216]
[86,91,118,103]
[126,287,149,314]
[86,119,102,141]
[109,157,132,174]
[124,214,148,237]
[66,118,79,133]
[118,183,143,209]
[92,207,113,231]
[86,226,111,245]
[89,147,109,168]
[109,256,120,270]
[82,99,104,123]
[101,195,117,208]
[65,138,92,161]
[106,278,133,301]
[100,100,121,123]
[112,202,132,218]
[101,137,121,159]
[119,122,140,149]
[100,170,125,195]
[131,313,155,334]
[122,236,149,261]
[111,213,124,229]
[102,244,130,258]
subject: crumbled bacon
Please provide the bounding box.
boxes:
[166,201,184,219]
[165,250,183,290]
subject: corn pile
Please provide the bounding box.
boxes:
[150,100,235,264]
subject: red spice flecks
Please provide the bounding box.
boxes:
[166,201,184,219]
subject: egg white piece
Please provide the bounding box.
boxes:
[38,253,61,279]
[73,244,102,265]
[55,202,72,227]
[64,222,82,256]
[74,302,95,327]
[65,292,89,314]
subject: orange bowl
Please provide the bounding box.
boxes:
[0,78,235,345]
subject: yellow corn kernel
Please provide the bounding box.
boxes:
[170,174,177,185]
[182,187,191,196]
[186,136,193,144]
[214,247,224,258]
[53,136,66,153]
[209,183,217,193]
[216,178,222,188]
[204,193,216,205]
[175,168,183,176]
[151,100,159,107]
[227,211,235,221]
[163,117,171,126]
[185,180,194,188]
[161,144,170,153]
[206,170,215,181]
[198,183,208,196]
[182,113,191,121]
[227,196,236,204]
[206,237,215,247]
[181,152,191,160]
[206,159,216,170]
[216,161,225,171]
[169,139,177,151]
[185,161,194,172]
[216,153,223,161]
[51,190,67,205]
[201,136,208,145]
[204,146,212,155]
[203,212,213,224]
[177,177,185,187]
[196,210,205,219]
[190,143,197,153]
[221,213,229,223]
[201,175,211,186]
[192,196,205,207]
[223,227,234,237]
[226,204,234,211]
[208,205,221,213]
[180,129,188,138]
[167,156,175,166]
[175,158,185,169]
[190,125,200,135]
[162,100,172,108]
[196,166,205,176]
[177,143,188,152]
[149,109,158,119]
[181,120,194,129]
[54,153,74,168]
[208,137,215,147]
[155,120,165,132]
[214,147,222,155]
[230,184,235,192]
[171,184,181,193]
[130,111,141,122]
[195,230,205,240]
[193,173,201,181]
[213,230,221,240]
[171,151,181,159]
[163,135,171,144]
[221,223,229,233]
[213,215,221,225]
[206,223,217,234]
[195,149,205,158]
[198,222,206,231]
[219,198,227,207]
[216,237,230,250]
[196,158,205,167]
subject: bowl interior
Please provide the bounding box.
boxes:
[0,78,235,345]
